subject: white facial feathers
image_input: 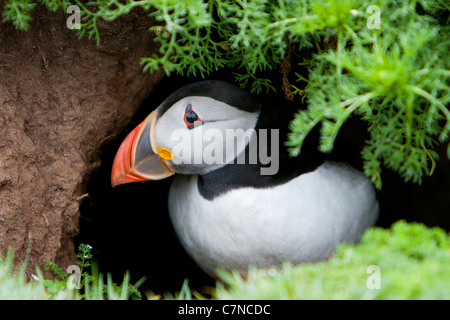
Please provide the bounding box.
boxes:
[154,96,260,174]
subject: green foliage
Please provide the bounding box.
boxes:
[0,249,72,299]
[76,262,146,300]
[0,243,145,300]
[160,279,208,300]
[44,243,146,299]
[1,0,449,188]
[2,0,36,30]
[285,0,450,188]
[1,222,449,299]
[44,261,69,294]
[76,243,93,280]
[215,220,450,299]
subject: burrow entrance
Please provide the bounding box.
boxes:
[74,75,450,296]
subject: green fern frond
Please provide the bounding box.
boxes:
[2,0,36,30]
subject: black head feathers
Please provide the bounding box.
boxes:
[156,80,262,117]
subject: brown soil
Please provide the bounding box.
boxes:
[0,5,164,274]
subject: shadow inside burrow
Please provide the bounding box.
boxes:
[74,76,218,296]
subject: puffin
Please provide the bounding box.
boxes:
[111,80,379,277]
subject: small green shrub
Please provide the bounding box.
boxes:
[44,243,146,300]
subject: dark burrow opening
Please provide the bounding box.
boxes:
[74,74,450,296]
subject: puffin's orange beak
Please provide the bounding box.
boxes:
[111,111,174,187]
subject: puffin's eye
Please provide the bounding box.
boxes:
[185,111,198,124]
[184,104,203,129]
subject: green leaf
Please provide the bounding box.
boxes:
[2,0,36,30]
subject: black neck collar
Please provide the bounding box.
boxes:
[197,104,326,200]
